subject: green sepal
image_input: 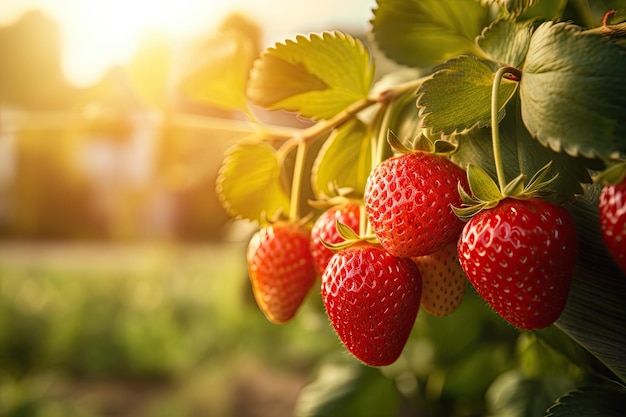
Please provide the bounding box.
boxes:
[336,219,361,242]
[522,161,558,195]
[502,173,525,197]
[387,130,414,154]
[320,219,379,252]
[467,164,504,203]
[594,161,626,186]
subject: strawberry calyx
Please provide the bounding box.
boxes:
[320,219,379,252]
[388,130,458,157]
[308,184,362,210]
[453,161,557,221]
[594,160,626,186]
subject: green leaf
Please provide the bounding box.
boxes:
[247,31,374,120]
[545,383,626,417]
[179,31,255,112]
[535,326,616,381]
[520,21,626,158]
[417,55,519,135]
[311,119,371,199]
[216,140,290,223]
[477,19,535,67]
[507,109,593,203]
[451,97,597,204]
[518,0,567,20]
[371,0,489,68]
[556,187,626,384]
[486,370,576,417]
[294,361,401,417]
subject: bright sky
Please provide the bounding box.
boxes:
[0,0,376,86]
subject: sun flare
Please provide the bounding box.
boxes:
[57,0,229,86]
[0,0,373,86]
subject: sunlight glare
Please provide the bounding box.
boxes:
[59,0,226,86]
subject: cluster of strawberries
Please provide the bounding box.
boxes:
[246,150,626,367]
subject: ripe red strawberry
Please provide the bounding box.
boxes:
[310,203,361,276]
[321,243,422,366]
[599,178,626,275]
[247,221,316,324]
[412,242,467,317]
[457,198,577,330]
[365,151,468,258]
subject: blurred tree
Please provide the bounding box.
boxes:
[0,10,77,109]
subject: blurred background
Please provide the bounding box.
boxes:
[0,1,376,416]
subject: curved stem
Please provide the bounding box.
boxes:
[491,66,514,191]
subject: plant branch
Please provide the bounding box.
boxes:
[299,75,428,144]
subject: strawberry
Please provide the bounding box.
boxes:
[364,151,468,258]
[599,178,626,275]
[321,243,422,366]
[310,203,361,276]
[247,221,316,324]
[412,242,467,317]
[457,198,577,330]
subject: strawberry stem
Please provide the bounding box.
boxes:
[289,138,307,221]
[491,66,520,192]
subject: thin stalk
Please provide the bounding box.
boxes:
[288,138,307,222]
[491,67,510,191]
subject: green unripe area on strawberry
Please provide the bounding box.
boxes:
[247,221,317,324]
[310,203,361,277]
[457,198,577,330]
[599,178,626,275]
[322,243,422,366]
[365,151,468,258]
[412,242,467,317]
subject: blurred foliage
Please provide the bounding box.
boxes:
[0,243,591,417]
[0,243,337,417]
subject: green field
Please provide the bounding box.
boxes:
[0,242,339,417]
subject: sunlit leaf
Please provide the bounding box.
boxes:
[311,119,371,199]
[477,19,534,67]
[247,31,374,120]
[216,140,290,223]
[180,31,256,112]
[417,55,518,135]
[545,383,626,417]
[520,21,626,158]
[371,0,489,68]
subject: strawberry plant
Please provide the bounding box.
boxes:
[185,0,626,415]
